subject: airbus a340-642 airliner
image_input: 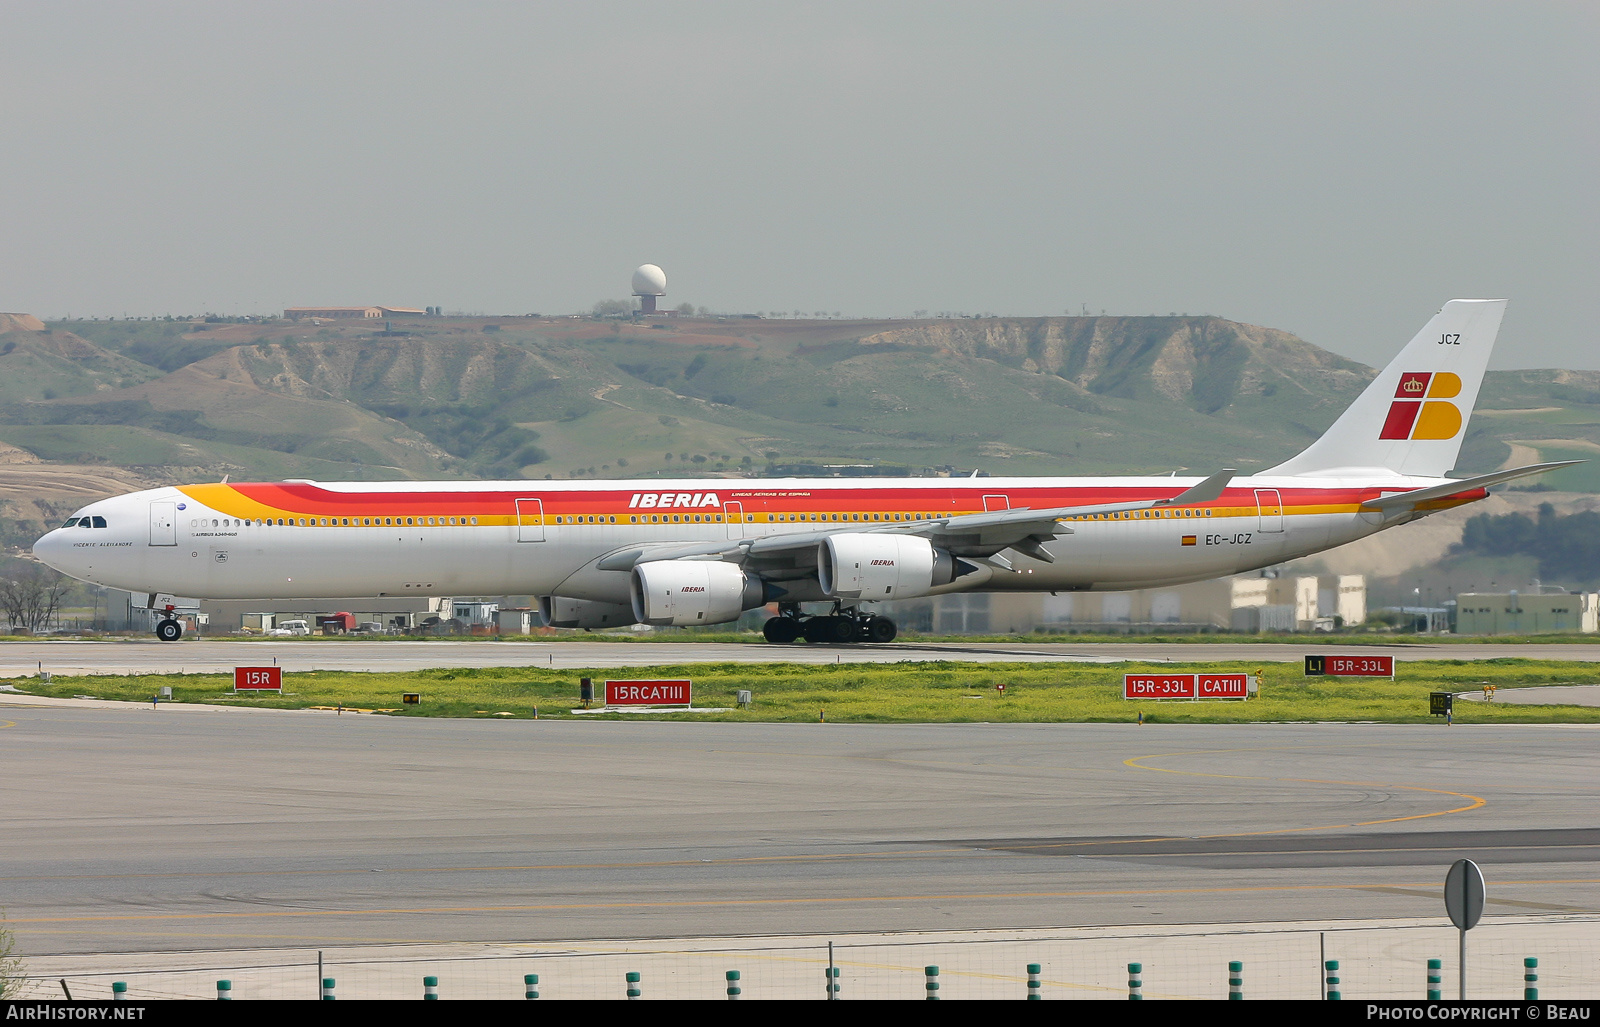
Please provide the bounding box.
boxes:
[33,300,1576,644]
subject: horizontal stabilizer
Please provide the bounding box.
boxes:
[1359,461,1582,511]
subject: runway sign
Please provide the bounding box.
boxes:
[234,666,282,692]
[1304,655,1394,678]
[1124,673,1197,699]
[1124,673,1252,700]
[1198,673,1251,698]
[605,679,692,707]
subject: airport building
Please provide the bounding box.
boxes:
[1453,590,1599,635]
[876,572,1366,635]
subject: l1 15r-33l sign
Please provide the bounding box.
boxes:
[1303,655,1394,678]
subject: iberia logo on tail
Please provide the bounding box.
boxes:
[1379,371,1462,440]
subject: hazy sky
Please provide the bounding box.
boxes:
[3,1,1595,368]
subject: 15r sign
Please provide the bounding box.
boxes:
[234,666,282,692]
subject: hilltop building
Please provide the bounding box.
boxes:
[632,264,667,314]
[284,306,427,321]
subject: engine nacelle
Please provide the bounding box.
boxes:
[818,533,957,600]
[630,560,766,627]
[538,596,638,629]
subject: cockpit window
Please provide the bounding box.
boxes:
[63,517,83,528]
[92,516,107,528]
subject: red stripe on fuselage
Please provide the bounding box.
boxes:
[216,482,1438,517]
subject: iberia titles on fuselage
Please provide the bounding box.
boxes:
[31,300,1579,643]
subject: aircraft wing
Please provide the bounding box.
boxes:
[587,469,1239,573]
[1359,461,1581,512]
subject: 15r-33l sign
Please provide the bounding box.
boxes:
[1304,655,1394,678]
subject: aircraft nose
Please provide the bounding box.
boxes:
[33,528,70,573]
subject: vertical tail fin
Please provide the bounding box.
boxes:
[1265,299,1506,478]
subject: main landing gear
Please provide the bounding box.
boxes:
[762,603,897,645]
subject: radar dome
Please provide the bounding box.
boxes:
[631,264,667,296]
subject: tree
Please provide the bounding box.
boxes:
[0,561,70,633]
[676,302,694,315]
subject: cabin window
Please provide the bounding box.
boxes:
[470,517,477,525]
[715,515,723,522]
[630,516,638,523]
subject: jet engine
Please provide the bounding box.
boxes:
[538,596,638,629]
[630,560,766,627]
[818,533,959,600]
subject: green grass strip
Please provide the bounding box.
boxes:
[9,658,1599,724]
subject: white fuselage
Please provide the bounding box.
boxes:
[33,473,1459,607]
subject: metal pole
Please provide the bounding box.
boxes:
[826,941,838,1000]
[318,951,323,1001]
[1319,933,1326,1000]
[1459,927,1466,1000]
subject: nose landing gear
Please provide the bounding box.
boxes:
[762,604,897,644]
[155,617,183,642]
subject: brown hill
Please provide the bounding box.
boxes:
[855,316,1372,413]
[0,313,47,333]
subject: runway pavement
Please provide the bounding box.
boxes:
[4,637,1600,676]
[3,708,1596,958]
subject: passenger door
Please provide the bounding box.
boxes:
[149,502,177,546]
[1255,489,1284,533]
[725,501,745,539]
[515,498,545,542]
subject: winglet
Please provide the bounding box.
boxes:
[1156,469,1236,506]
